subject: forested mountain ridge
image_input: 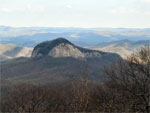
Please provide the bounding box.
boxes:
[1,38,121,84]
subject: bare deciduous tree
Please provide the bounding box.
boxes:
[105,46,150,113]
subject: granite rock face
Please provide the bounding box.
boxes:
[48,43,85,58]
[31,38,103,58]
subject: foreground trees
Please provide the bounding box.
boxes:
[0,80,94,112]
[0,46,149,112]
[105,46,150,112]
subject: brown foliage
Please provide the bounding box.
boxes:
[105,46,150,112]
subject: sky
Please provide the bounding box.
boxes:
[0,0,150,28]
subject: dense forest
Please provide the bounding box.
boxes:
[0,46,150,112]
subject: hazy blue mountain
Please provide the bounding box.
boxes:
[0,26,149,47]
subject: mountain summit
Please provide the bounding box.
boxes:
[31,38,105,58]
[2,38,121,83]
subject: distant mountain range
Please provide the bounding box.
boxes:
[92,40,150,58]
[0,39,149,61]
[1,26,149,91]
[0,26,150,47]
[0,43,32,61]
[0,26,149,60]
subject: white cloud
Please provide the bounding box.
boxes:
[0,3,47,14]
[66,5,73,9]
[26,3,47,13]
[107,7,150,16]
[0,8,12,13]
[140,0,150,3]
[144,12,150,15]
[107,7,139,15]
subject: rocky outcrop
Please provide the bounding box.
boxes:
[48,43,85,58]
[31,38,103,58]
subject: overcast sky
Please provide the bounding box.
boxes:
[0,0,150,28]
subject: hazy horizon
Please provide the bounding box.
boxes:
[1,25,150,29]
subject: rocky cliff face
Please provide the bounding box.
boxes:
[31,38,103,58]
[48,43,85,58]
